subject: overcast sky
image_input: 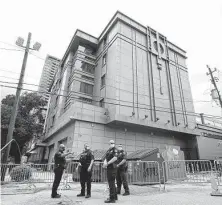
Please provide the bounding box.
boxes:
[0,0,222,119]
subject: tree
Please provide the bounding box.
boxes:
[1,92,47,163]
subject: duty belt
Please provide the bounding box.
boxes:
[55,164,64,168]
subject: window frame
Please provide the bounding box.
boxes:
[102,54,107,67]
[99,98,105,108]
[101,74,106,88]
[80,82,93,95]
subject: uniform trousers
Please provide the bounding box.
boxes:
[116,167,129,193]
[107,168,117,200]
[52,167,64,196]
[80,167,92,195]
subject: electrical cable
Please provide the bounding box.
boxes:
[0,78,216,104]
[29,51,45,61]
[0,47,23,52]
[0,80,219,119]
[1,83,222,120]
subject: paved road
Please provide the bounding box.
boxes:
[1,183,222,205]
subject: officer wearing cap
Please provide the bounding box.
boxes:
[76,143,94,198]
[51,144,73,198]
[116,144,130,196]
[103,140,118,203]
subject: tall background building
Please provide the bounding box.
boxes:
[38,55,60,101]
[34,11,221,163]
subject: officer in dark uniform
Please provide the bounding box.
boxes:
[116,144,130,196]
[103,140,118,203]
[51,144,73,198]
[76,143,94,198]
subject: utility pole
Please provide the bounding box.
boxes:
[2,33,32,165]
[206,65,222,108]
[1,33,41,182]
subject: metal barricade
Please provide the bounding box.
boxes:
[1,163,54,184]
[66,162,107,184]
[162,160,213,190]
[1,163,37,194]
[1,164,21,183]
[1,161,162,193]
[127,161,161,189]
[214,160,222,185]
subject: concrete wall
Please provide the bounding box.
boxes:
[45,119,189,159]
[44,123,76,162]
[197,136,222,160]
[70,120,187,156]
[102,20,196,129]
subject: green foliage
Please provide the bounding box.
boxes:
[10,165,32,182]
[1,92,47,162]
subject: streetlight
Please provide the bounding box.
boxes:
[15,37,24,47]
[33,42,41,51]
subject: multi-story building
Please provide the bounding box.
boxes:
[42,11,200,163]
[38,55,60,101]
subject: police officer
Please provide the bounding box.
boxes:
[116,144,130,196]
[103,140,118,203]
[76,143,94,198]
[51,144,73,198]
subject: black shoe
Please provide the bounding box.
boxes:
[117,191,120,195]
[104,198,116,203]
[51,194,61,198]
[85,195,91,198]
[122,192,130,196]
[77,193,85,197]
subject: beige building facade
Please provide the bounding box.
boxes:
[42,11,200,163]
[38,55,60,101]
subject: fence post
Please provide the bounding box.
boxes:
[162,161,166,191]
[156,162,161,191]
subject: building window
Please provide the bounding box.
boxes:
[85,48,92,55]
[80,62,95,74]
[101,74,106,87]
[80,82,93,95]
[58,138,67,146]
[81,75,94,81]
[100,98,105,108]
[55,96,59,107]
[104,36,107,47]
[79,97,92,104]
[102,54,107,66]
[52,115,55,126]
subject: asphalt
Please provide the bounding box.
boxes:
[1,183,222,205]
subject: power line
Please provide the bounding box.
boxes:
[1,83,222,120]
[0,40,20,48]
[0,41,46,60]
[0,69,20,74]
[0,47,23,52]
[0,66,216,104]
[0,79,220,119]
[0,69,40,80]
[0,75,211,103]
[0,76,19,81]
[29,51,45,61]
[0,79,214,106]
[0,65,211,103]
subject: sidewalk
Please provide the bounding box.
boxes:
[1,183,222,205]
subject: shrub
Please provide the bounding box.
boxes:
[10,165,32,182]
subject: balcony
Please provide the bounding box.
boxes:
[73,49,96,66]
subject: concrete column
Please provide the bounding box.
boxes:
[57,52,74,116]
[200,113,205,124]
